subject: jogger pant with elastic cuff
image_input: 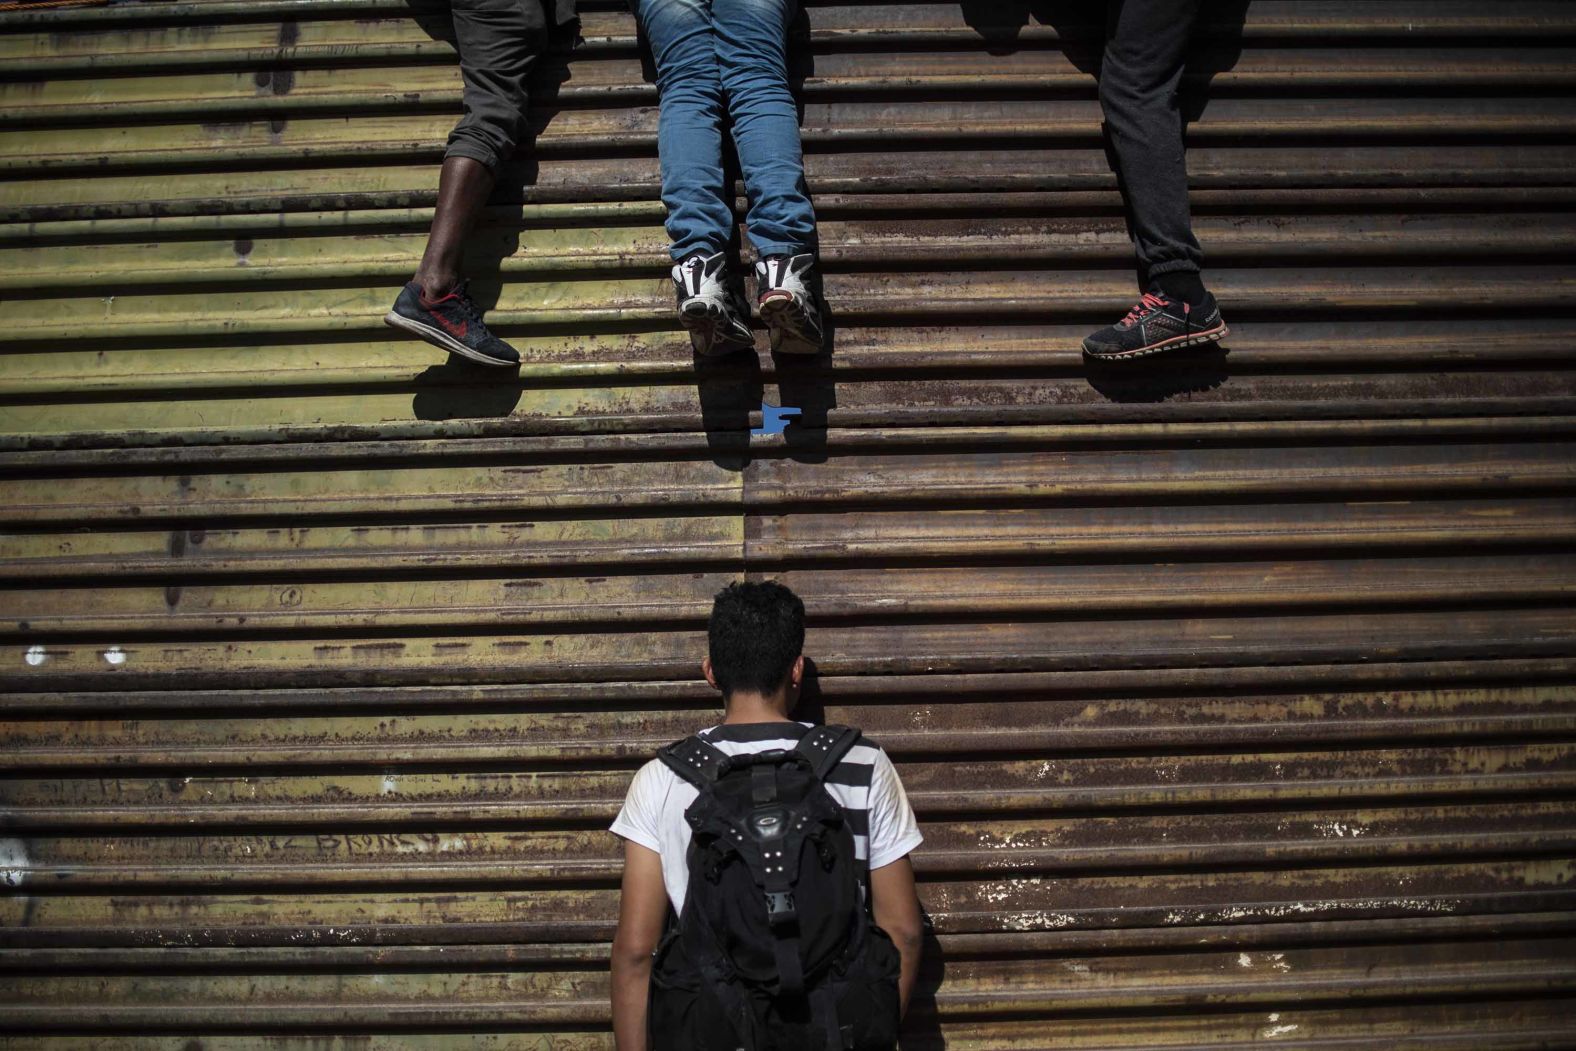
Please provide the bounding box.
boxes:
[1099,0,1206,283]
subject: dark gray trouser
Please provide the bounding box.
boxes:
[1099,0,1205,281]
[445,0,553,174]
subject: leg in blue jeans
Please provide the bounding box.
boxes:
[637,0,732,261]
[636,0,816,261]
[713,0,816,258]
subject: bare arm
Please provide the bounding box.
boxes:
[611,841,668,1051]
[869,856,924,1017]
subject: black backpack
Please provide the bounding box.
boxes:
[648,724,902,1051]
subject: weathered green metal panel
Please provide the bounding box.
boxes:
[2,0,1575,1046]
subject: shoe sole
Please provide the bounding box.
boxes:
[680,300,754,357]
[759,292,823,355]
[1083,322,1229,361]
[384,311,518,367]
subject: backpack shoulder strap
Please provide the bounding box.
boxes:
[792,723,862,782]
[657,733,731,790]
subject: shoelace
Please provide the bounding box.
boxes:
[1121,292,1170,326]
[440,283,483,323]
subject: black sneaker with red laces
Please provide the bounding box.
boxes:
[384,281,520,367]
[1082,290,1228,360]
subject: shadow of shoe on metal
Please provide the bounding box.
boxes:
[695,348,764,472]
[411,354,524,421]
[1083,341,1231,403]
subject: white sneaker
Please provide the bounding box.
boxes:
[754,253,824,355]
[673,251,755,356]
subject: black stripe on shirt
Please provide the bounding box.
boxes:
[823,761,874,789]
[700,722,811,743]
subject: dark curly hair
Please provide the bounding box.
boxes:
[707,580,805,698]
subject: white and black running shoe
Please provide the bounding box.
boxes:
[754,253,824,355]
[674,251,756,356]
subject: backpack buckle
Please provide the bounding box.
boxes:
[764,890,797,924]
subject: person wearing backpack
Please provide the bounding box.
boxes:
[609,581,925,1050]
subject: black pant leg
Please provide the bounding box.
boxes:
[1099,0,1205,282]
[445,0,550,174]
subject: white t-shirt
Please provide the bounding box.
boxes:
[610,721,924,914]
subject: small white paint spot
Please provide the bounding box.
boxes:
[1237,952,1254,968]
[381,774,398,795]
[24,645,47,667]
[1257,1012,1300,1038]
[0,838,28,888]
[981,876,1043,904]
[101,645,127,666]
[1002,910,1073,932]
[1315,819,1367,839]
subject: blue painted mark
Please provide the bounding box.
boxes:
[752,401,802,436]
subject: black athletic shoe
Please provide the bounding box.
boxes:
[384,281,520,367]
[1082,290,1228,360]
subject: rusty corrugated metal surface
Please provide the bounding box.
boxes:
[2,0,1575,1046]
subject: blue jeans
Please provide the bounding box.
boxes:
[635,0,817,261]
